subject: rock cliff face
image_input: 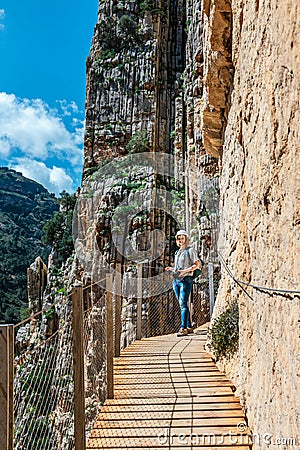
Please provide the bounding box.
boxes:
[83,0,220,301]
[208,0,300,446]
[82,0,299,446]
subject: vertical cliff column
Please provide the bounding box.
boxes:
[84,0,159,175]
[151,0,187,269]
[201,0,234,158]
[154,0,186,155]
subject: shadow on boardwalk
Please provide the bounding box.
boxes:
[87,325,252,449]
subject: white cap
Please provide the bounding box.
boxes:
[175,229,189,238]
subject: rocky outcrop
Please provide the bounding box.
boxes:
[14,257,84,449]
[27,257,48,315]
[201,0,233,158]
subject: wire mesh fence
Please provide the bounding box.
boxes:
[120,262,220,342]
[83,290,107,437]
[14,297,75,450]
[6,262,220,449]
[142,289,181,338]
[193,262,221,325]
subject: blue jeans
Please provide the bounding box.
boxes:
[173,276,193,329]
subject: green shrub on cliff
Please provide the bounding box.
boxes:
[139,0,163,15]
[207,301,239,361]
[127,130,150,154]
[96,14,141,54]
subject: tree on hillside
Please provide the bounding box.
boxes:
[42,192,77,267]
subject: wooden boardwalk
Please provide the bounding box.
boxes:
[87,327,252,449]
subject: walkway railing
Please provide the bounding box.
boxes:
[0,262,219,450]
[218,253,300,299]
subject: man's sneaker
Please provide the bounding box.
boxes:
[187,327,194,334]
[177,328,188,337]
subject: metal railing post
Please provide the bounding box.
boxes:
[136,265,143,340]
[71,286,86,450]
[106,273,114,399]
[208,263,215,318]
[114,264,122,357]
[0,325,14,450]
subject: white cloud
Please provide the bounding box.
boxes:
[57,99,79,116]
[0,92,84,161]
[0,138,10,156]
[49,166,74,193]
[10,158,75,196]
[0,10,4,30]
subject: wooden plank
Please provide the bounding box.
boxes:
[87,329,251,450]
[115,357,213,361]
[114,367,220,374]
[103,396,241,406]
[87,435,251,448]
[98,408,244,418]
[100,402,243,413]
[87,447,250,450]
[114,377,232,385]
[114,370,219,377]
[113,386,233,394]
[89,425,250,437]
[115,375,230,382]
[92,419,192,429]
[93,411,245,422]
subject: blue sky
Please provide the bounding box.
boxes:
[0,0,98,195]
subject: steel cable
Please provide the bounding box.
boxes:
[219,253,300,297]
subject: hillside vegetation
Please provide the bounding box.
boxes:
[0,168,59,324]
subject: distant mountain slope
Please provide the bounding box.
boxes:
[0,167,59,324]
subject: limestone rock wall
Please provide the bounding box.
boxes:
[213,0,300,446]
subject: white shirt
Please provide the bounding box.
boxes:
[174,245,199,277]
